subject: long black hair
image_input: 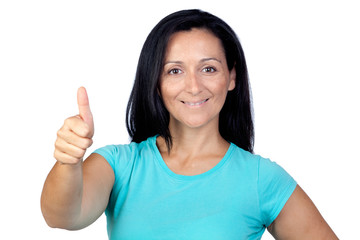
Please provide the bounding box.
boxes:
[126,9,254,153]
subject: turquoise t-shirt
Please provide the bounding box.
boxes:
[94,136,297,240]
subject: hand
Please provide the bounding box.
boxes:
[54,87,95,164]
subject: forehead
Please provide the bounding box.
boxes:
[165,28,225,59]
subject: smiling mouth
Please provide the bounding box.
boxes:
[182,99,209,106]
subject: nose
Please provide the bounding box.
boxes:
[185,72,202,96]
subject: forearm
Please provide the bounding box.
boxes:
[41,161,83,229]
[41,87,96,229]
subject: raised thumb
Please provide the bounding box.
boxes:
[77,87,94,134]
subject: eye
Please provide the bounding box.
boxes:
[168,68,183,75]
[202,66,216,73]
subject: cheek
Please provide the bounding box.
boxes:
[209,80,229,97]
[160,78,184,96]
[159,83,177,107]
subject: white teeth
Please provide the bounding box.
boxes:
[184,99,208,106]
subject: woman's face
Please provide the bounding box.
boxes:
[160,28,236,130]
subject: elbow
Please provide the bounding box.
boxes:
[43,218,60,229]
[41,208,66,230]
[42,214,81,231]
[41,201,81,230]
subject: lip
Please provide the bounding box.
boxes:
[181,98,209,107]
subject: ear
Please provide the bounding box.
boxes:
[228,67,236,91]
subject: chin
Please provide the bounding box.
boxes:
[170,113,219,130]
[182,117,216,129]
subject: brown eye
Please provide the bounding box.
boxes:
[202,67,216,73]
[169,68,183,75]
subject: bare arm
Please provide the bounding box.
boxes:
[41,154,114,230]
[41,87,114,230]
[267,185,338,240]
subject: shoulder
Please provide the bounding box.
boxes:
[230,144,260,163]
[231,144,297,226]
[93,136,157,174]
[230,144,292,180]
[229,144,265,172]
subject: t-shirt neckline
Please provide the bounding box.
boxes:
[149,135,235,181]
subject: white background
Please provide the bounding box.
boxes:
[0,0,359,239]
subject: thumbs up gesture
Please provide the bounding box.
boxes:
[54,87,95,165]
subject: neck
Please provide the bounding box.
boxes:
[157,119,229,158]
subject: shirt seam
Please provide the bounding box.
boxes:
[256,155,266,226]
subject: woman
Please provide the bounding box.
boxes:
[41,9,338,239]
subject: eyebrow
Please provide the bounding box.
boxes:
[164,57,222,65]
[201,57,222,63]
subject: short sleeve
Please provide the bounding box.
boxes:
[257,157,297,227]
[93,144,135,183]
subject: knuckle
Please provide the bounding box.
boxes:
[79,149,86,158]
[76,138,92,150]
[80,124,91,137]
[54,137,66,150]
[54,139,61,149]
[63,116,77,128]
[54,149,64,162]
[73,148,86,159]
[63,117,71,126]
[85,137,93,147]
[88,138,93,147]
[56,128,65,140]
